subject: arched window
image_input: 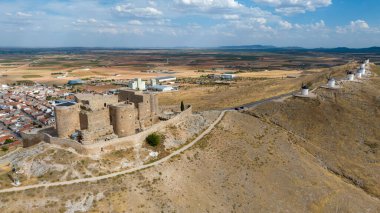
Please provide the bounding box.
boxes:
[104,103,107,107]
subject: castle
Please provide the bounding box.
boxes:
[55,89,159,144]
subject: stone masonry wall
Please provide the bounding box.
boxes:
[24,104,192,156]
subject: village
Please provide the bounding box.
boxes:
[0,84,59,150]
[0,74,191,153]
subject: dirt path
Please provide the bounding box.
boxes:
[0,110,227,193]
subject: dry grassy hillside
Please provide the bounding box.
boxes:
[1,111,379,212]
[158,62,357,111]
[249,77,380,198]
[0,65,378,212]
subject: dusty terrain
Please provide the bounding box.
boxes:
[0,50,351,85]
[0,66,379,212]
[0,111,220,189]
[158,62,357,111]
[249,77,380,198]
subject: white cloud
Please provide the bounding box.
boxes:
[128,20,143,25]
[16,12,32,17]
[72,18,97,25]
[115,4,163,17]
[252,17,267,25]
[278,20,292,29]
[223,14,240,20]
[310,20,325,30]
[176,0,243,9]
[97,28,119,34]
[253,0,332,15]
[336,19,370,33]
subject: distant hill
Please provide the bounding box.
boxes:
[219,45,278,49]
[0,46,379,54]
[217,45,380,53]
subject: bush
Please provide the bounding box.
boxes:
[1,146,8,152]
[4,139,14,144]
[146,133,161,147]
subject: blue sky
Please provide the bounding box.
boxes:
[0,0,379,48]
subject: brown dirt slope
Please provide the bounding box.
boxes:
[249,77,380,198]
[1,111,379,212]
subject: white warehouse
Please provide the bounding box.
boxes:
[221,74,236,80]
[155,76,177,83]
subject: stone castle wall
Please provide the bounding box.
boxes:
[75,94,119,111]
[80,105,192,155]
[21,106,193,155]
[80,108,111,131]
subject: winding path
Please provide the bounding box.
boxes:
[0,88,298,194]
[0,110,227,193]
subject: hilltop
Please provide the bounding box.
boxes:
[0,66,379,212]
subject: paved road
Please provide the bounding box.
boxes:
[0,110,227,193]
[226,91,295,110]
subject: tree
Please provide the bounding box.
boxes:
[146,133,161,147]
[180,101,185,112]
[4,139,14,144]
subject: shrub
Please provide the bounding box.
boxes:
[146,133,161,147]
[4,139,14,144]
[1,146,9,152]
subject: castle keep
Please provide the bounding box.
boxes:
[54,89,159,144]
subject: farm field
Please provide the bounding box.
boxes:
[0,49,365,85]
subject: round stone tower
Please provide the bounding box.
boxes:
[55,103,80,138]
[110,103,136,137]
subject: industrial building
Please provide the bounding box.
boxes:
[155,76,177,83]
[128,78,146,91]
[150,85,175,92]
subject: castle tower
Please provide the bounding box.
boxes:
[110,103,136,137]
[149,93,159,116]
[55,103,80,138]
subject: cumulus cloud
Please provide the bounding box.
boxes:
[278,20,292,29]
[115,4,163,17]
[176,0,243,9]
[0,0,379,47]
[128,20,143,25]
[223,14,240,20]
[72,18,97,25]
[336,19,370,33]
[16,12,33,17]
[253,0,332,15]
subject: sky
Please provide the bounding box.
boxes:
[0,0,379,48]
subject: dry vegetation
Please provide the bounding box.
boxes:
[0,50,356,85]
[0,111,219,189]
[158,62,358,111]
[0,66,379,212]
